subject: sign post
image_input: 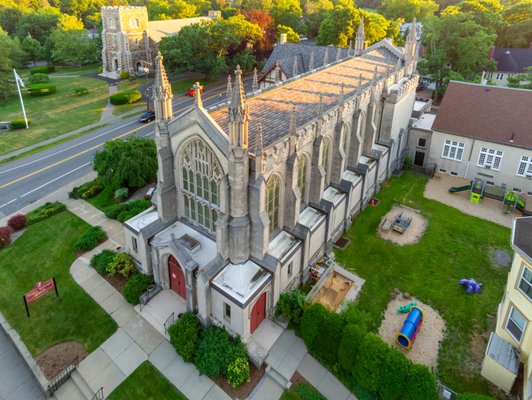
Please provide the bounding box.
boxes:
[23,278,58,317]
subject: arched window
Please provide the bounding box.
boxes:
[322,138,330,182]
[108,18,115,29]
[266,174,281,232]
[130,17,140,29]
[297,155,308,207]
[181,139,222,233]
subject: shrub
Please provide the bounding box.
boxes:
[114,187,129,201]
[106,252,136,278]
[338,323,367,376]
[7,214,27,231]
[104,204,126,219]
[459,394,496,400]
[275,290,308,327]
[313,310,343,365]
[168,312,201,362]
[403,363,438,400]
[116,200,151,222]
[340,302,370,327]
[0,226,13,248]
[90,249,116,273]
[301,303,328,354]
[98,65,103,73]
[73,87,89,96]
[11,118,30,129]
[353,333,392,393]
[30,65,51,74]
[293,383,327,400]
[123,273,154,304]
[109,90,142,105]
[29,73,49,84]
[119,70,130,79]
[27,202,66,225]
[27,83,56,96]
[226,356,250,388]
[196,326,231,377]
[73,225,107,251]
[379,346,410,400]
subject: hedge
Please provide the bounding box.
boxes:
[0,226,13,248]
[11,118,30,130]
[123,273,154,304]
[301,303,329,355]
[403,362,438,400]
[119,71,130,79]
[313,310,343,365]
[354,333,393,393]
[7,214,27,231]
[27,83,56,96]
[104,199,151,222]
[73,225,107,252]
[30,65,55,74]
[70,179,103,200]
[27,202,66,225]
[109,90,142,105]
[379,345,410,400]
[29,73,49,84]
[90,249,117,273]
[338,323,367,376]
[168,312,201,362]
[73,87,89,96]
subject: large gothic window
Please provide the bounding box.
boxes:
[181,139,222,233]
[108,18,115,29]
[266,174,281,232]
[322,138,331,182]
[297,156,308,207]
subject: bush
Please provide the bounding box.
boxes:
[70,178,104,200]
[73,87,89,96]
[27,202,66,225]
[227,356,250,388]
[114,187,129,201]
[196,326,231,377]
[168,312,201,362]
[301,303,329,354]
[353,333,392,393]
[30,65,54,74]
[109,90,142,105]
[379,346,410,400]
[338,323,367,376]
[11,118,30,129]
[104,204,126,219]
[7,214,27,231]
[115,200,151,222]
[403,363,438,400]
[313,311,343,365]
[119,70,130,79]
[275,290,308,327]
[106,252,136,278]
[459,394,496,400]
[73,225,107,251]
[27,83,56,96]
[90,249,116,273]
[123,273,154,304]
[29,73,49,84]
[0,226,13,248]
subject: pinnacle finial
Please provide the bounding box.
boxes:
[226,74,232,101]
[309,51,315,71]
[194,81,202,108]
[290,107,297,136]
[252,67,259,92]
[317,95,324,118]
[336,46,341,62]
[338,83,345,105]
[257,124,264,155]
[323,47,329,65]
[348,40,353,56]
[292,56,298,77]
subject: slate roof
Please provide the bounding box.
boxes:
[211,42,401,150]
[489,47,532,73]
[513,217,532,262]
[432,82,532,149]
[261,42,352,79]
[147,17,208,42]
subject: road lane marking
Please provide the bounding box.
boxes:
[0,199,17,209]
[20,162,92,197]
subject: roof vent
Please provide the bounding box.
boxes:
[178,234,200,252]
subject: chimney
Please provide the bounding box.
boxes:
[279,33,287,44]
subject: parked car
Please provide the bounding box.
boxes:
[139,110,155,123]
[185,85,204,96]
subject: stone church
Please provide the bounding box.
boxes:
[124,23,419,354]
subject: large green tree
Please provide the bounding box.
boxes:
[49,29,100,64]
[270,0,303,31]
[15,8,60,44]
[0,27,26,102]
[0,6,24,35]
[93,137,157,190]
[21,35,43,65]
[380,0,438,21]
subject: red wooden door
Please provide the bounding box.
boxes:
[250,292,266,334]
[168,256,186,300]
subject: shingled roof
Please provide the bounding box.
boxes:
[489,47,532,73]
[432,82,532,149]
[512,217,532,262]
[211,42,401,150]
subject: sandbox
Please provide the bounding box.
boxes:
[378,204,428,246]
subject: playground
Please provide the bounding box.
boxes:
[378,204,428,246]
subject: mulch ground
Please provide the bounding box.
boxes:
[36,341,87,380]
[100,271,129,293]
[213,363,266,399]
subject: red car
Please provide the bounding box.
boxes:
[185,85,204,96]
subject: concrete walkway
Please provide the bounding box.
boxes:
[99,85,118,123]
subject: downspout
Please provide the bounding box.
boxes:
[464,139,476,179]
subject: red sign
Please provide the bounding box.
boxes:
[25,278,55,304]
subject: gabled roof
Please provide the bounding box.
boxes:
[489,47,532,73]
[432,82,532,149]
[512,217,532,263]
[147,17,208,42]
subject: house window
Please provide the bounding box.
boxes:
[181,139,222,233]
[417,138,426,148]
[442,139,465,161]
[266,174,281,232]
[130,17,140,29]
[477,147,503,170]
[505,306,526,343]
[288,262,293,277]
[322,138,331,182]
[517,155,532,177]
[132,237,138,253]
[297,156,308,206]
[518,265,532,301]
[224,303,231,320]
[108,18,115,29]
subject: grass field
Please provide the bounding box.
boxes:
[107,361,187,400]
[0,211,117,356]
[0,74,108,156]
[335,172,511,395]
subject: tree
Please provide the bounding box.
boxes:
[496,0,532,47]
[56,13,84,30]
[239,9,276,56]
[443,0,503,32]
[49,29,99,64]
[302,0,334,37]
[15,8,60,44]
[21,35,43,65]
[93,137,157,190]
[277,24,300,42]
[0,27,26,102]
[0,6,24,35]
[507,67,532,90]
[380,0,438,21]
[241,0,273,10]
[270,0,303,31]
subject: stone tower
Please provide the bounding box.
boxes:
[354,17,365,56]
[101,6,152,77]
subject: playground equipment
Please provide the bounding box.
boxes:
[448,184,471,193]
[397,302,417,313]
[502,190,524,214]
[459,278,482,293]
[396,306,424,350]
[469,178,485,204]
[392,212,412,234]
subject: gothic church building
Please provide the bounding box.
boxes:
[124,24,419,353]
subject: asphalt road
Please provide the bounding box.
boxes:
[0,78,249,218]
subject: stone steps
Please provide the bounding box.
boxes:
[52,370,95,400]
[266,365,291,390]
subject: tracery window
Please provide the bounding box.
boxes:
[181,139,222,233]
[297,156,308,207]
[266,174,281,232]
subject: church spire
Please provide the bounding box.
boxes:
[355,17,365,56]
[227,65,249,149]
[153,52,173,122]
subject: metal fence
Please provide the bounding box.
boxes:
[46,356,79,397]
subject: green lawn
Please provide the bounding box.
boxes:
[280,383,326,400]
[0,74,108,156]
[51,63,100,76]
[171,78,204,95]
[107,361,187,400]
[112,103,146,116]
[335,172,510,395]
[0,211,117,356]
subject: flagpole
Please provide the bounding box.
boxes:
[13,69,29,129]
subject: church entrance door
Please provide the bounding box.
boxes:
[168,255,186,300]
[414,151,425,167]
[113,58,118,71]
[250,292,266,334]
